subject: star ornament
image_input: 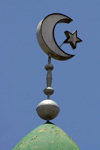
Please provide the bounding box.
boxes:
[64,30,82,49]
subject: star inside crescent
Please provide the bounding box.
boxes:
[63,30,82,49]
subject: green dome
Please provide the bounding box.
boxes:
[13,123,80,150]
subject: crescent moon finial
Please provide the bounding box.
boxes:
[36,13,82,121]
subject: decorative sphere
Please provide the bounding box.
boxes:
[44,87,54,95]
[36,99,60,121]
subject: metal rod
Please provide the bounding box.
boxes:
[59,41,64,47]
[43,55,54,99]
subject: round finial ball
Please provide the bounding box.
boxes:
[36,99,60,121]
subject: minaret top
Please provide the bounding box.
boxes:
[12,13,82,150]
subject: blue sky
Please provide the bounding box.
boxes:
[0,0,100,150]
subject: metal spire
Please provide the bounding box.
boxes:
[36,55,60,121]
[43,56,54,99]
[36,13,82,122]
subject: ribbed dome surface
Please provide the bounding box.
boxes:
[13,123,80,150]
